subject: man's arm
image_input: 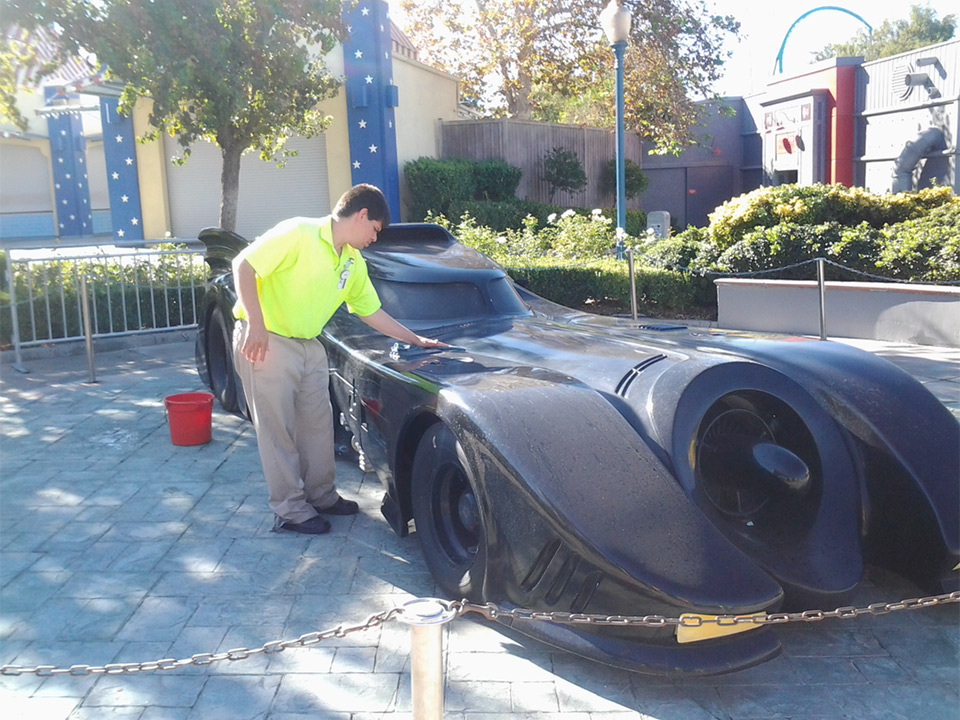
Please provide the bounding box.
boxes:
[233,258,270,363]
[359,308,447,348]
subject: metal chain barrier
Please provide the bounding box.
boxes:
[3,591,957,677]
[453,590,960,628]
[0,607,404,677]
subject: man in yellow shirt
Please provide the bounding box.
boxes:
[232,184,445,534]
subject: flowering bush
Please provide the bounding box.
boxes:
[707,184,955,251]
[434,207,619,262]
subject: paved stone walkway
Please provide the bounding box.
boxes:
[1,336,958,719]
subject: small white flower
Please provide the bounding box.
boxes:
[591,208,603,216]
[496,236,507,244]
[561,209,575,219]
[646,227,656,236]
[547,213,557,223]
[616,226,628,241]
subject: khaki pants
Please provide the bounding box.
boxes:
[233,322,338,523]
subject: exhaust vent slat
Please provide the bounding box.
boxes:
[615,354,666,397]
[520,538,561,592]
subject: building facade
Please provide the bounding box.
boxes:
[641,39,958,230]
[0,0,460,243]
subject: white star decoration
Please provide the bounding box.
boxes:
[112,172,119,180]
[121,195,129,203]
[353,161,361,169]
[365,75,373,84]
[369,144,378,153]
[361,7,370,15]
[358,120,367,128]
[117,229,125,237]
[355,50,363,58]
[131,218,139,226]
[125,157,133,165]
[115,134,123,143]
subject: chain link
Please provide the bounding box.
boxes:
[4,591,957,677]
[1,606,405,677]
[454,590,960,628]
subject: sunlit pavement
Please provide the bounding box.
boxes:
[1,334,957,720]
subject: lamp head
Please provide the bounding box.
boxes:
[600,0,632,45]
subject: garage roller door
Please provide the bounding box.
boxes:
[164,133,330,241]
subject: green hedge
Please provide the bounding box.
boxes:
[423,183,957,318]
[503,257,696,316]
[405,157,522,219]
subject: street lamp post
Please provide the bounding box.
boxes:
[600,0,632,260]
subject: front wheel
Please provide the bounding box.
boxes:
[411,424,486,600]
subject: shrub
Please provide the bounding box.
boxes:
[404,157,476,219]
[447,199,562,232]
[542,146,587,201]
[825,222,883,276]
[600,158,649,200]
[713,222,845,277]
[707,184,955,251]
[636,228,709,272]
[876,199,960,281]
[472,159,522,201]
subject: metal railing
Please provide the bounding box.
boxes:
[3,246,206,371]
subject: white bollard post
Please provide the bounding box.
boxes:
[399,598,457,720]
[79,274,97,383]
[817,258,827,341]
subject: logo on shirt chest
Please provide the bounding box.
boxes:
[338,258,355,290]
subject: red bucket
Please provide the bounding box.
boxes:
[164,392,214,446]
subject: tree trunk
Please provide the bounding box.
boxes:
[219,141,242,232]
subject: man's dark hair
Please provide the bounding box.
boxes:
[335,183,391,226]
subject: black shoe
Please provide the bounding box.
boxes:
[272,514,330,534]
[314,496,359,516]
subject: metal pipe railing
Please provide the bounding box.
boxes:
[3,247,204,370]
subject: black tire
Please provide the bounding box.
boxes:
[207,306,239,412]
[411,424,486,600]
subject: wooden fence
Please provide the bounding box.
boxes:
[439,118,644,210]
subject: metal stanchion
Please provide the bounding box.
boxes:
[398,598,456,720]
[79,274,97,383]
[627,248,638,321]
[4,252,27,373]
[817,258,827,341]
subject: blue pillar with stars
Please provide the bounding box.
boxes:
[342,0,402,221]
[99,98,144,241]
[45,87,93,237]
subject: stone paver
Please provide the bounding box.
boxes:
[1,336,958,719]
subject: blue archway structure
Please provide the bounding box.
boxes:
[774,6,872,75]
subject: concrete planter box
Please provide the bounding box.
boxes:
[715,278,960,347]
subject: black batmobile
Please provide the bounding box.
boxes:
[195,223,959,675]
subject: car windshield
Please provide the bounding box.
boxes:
[373,276,528,324]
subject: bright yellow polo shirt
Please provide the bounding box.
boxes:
[233,216,381,338]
